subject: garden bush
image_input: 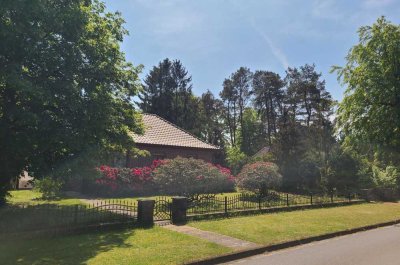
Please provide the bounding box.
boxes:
[34,177,63,199]
[94,160,165,196]
[236,162,282,197]
[94,158,234,197]
[153,157,235,198]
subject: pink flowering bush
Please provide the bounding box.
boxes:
[95,160,166,195]
[236,162,282,197]
[153,157,235,197]
[95,158,234,196]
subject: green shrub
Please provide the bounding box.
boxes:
[153,157,234,198]
[372,165,399,189]
[226,146,248,175]
[236,162,282,197]
[34,177,63,199]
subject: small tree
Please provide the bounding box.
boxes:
[34,177,63,200]
[153,157,234,199]
[236,162,282,197]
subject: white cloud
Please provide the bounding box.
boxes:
[249,18,290,69]
[230,1,290,70]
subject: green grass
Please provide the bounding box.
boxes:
[189,202,400,245]
[0,226,230,265]
[8,190,83,206]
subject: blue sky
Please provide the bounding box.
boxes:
[104,0,400,101]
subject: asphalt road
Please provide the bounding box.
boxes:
[223,225,400,265]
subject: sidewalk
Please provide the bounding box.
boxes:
[164,225,260,251]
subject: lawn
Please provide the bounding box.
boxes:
[189,202,400,245]
[0,226,230,265]
[8,190,82,206]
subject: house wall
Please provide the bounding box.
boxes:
[127,144,217,167]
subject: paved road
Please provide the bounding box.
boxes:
[223,225,400,265]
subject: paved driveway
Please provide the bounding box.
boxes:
[223,225,400,265]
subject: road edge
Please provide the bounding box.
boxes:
[185,219,400,265]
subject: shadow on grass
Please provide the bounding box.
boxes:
[0,203,134,235]
[0,228,134,265]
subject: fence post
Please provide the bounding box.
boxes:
[286,194,289,207]
[310,193,313,205]
[171,197,188,224]
[74,205,79,225]
[348,193,352,202]
[138,199,155,227]
[224,196,228,215]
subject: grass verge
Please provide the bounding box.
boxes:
[0,226,230,265]
[189,202,400,245]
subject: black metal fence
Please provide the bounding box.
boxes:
[0,200,138,235]
[1,192,363,235]
[187,192,362,216]
[154,197,172,221]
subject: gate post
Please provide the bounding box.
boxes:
[171,197,188,224]
[138,199,155,226]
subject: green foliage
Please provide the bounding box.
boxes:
[371,165,399,189]
[220,67,253,146]
[333,17,400,184]
[238,108,265,155]
[226,146,248,175]
[34,177,63,200]
[252,71,284,145]
[139,58,203,136]
[236,162,282,197]
[0,0,143,204]
[153,157,234,197]
[322,146,360,192]
[198,90,226,147]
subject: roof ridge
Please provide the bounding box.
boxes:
[141,113,220,150]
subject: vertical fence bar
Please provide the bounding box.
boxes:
[286,193,289,207]
[74,205,78,225]
[224,196,228,214]
[310,193,313,205]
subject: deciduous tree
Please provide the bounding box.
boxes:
[0,0,143,204]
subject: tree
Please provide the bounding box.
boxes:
[0,0,143,205]
[332,17,400,172]
[139,58,202,135]
[322,145,360,193]
[238,108,264,155]
[220,67,253,146]
[285,64,331,127]
[220,78,239,145]
[199,90,225,147]
[253,71,284,145]
[272,64,335,191]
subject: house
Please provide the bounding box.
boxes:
[126,113,220,167]
[17,171,34,190]
[253,146,271,158]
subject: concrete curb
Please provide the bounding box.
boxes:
[185,219,400,265]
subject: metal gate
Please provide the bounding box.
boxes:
[154,197,172,221]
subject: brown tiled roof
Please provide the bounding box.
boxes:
[131,113,220,150]
[253,146,271,157]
